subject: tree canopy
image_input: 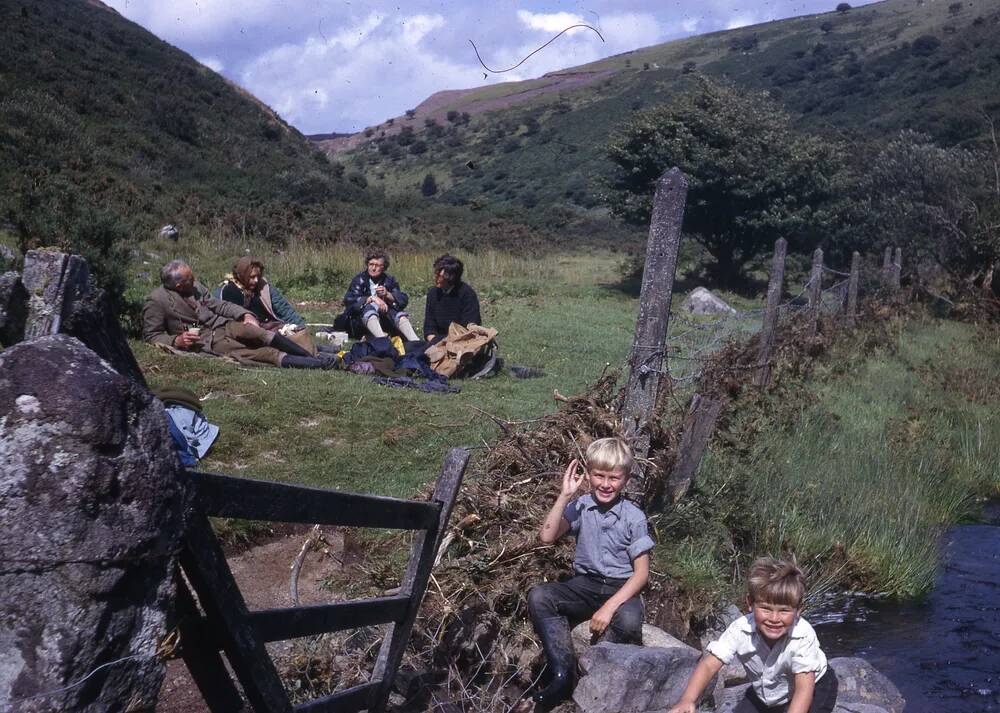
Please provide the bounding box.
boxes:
[604,76,847,285]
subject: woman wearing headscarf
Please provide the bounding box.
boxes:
[217,256,304,329]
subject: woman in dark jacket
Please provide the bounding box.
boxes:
[216,256,305,327]
[423,254,481,343]
[335,250,421,341]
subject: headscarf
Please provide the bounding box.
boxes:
[232,256,265,303]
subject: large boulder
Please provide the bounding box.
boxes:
[715,657,905,713]
[0,335,186,712]
[571,622,692,659]
[573,642,706,713]
[681,287,737,316]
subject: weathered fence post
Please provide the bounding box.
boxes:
[846,251,860,328]
[754,238,787,388]
[620,167,688,497]
[892,247,902,291]
[807,248,823,337]
[665,393,727,503]
[882,246,893,283]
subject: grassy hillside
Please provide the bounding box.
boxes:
[331,0,1000,220]
[0,0,618,261]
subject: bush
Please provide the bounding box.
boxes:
[421,173,438,196]
[446,109,460,122]
[836,2,851,13]
[911,35,941,56]
[409,140,428,155]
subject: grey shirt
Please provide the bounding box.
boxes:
[563,494,655,579]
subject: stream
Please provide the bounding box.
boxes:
[809,504,1000,712]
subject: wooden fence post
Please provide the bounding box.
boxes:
[754,238,786,388]
[665,394,726,503]
[807,248,823,337]
[620,167,688,497]
[846,251,860,328]
[892,247,902,291]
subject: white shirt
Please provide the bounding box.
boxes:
[706,613,828,706]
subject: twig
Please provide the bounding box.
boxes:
[290,524,321,605]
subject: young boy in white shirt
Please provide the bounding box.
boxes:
[669,557,838,713]
[524,437,655,708]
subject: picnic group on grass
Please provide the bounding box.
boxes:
[144,251,837,713]
[142,250,492,377]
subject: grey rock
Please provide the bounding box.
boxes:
[714,658,905,713]
[159,224,179,241]
[0,335,186,713]
[573,643,706,713]
[572,622,695,659]
[700,603,747,686]
[681,287,737,315]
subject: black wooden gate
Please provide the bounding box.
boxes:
[175,448,469,712]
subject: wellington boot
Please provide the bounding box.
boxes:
[280,355,323,369]
[531,617,575,708]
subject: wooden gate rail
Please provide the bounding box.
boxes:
[177,447,469,713]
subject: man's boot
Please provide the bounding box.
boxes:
[270,332,313,358]
[532,617,576,708]
[280,355,323,369]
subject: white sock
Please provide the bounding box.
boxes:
[365,315,387,338]
[397,317,420,341]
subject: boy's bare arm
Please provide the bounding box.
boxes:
[539,458,585,543]
[786,671,816,713]
[667,654,724,713]
[589,553,649,635]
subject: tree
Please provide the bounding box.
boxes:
[421,173,438,197]
[836,2,851,13]
[604,76,847,285]
[863,129,999,287]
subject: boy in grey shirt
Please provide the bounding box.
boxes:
[525,437,655,708]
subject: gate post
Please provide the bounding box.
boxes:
[620,168,688,498]
[754,238,786,388]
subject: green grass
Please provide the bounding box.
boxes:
[664,317,1000,602]
[137,249,641,498]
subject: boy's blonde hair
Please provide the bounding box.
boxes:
[747,557,806,607]
[584,437,634,475]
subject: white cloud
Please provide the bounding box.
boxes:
[682,17,700,33]
[240,13,472,133]
[197,55,224,72]
[516,10,586,33]
[105,0,279,43]
[725,13,760,29]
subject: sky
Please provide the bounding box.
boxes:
[105,0,879,135]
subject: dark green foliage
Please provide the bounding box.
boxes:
[421,173,438,197]
[836,2,852,13]
[409,140,428,155]
[912,35,941,56]
[605,77,848,284]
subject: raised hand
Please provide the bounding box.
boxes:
[560,458,585,499]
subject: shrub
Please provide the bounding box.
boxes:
[948,1,963,14]
[446,109,460,122]
[911,35,940,56]
[421,173,438,196]
[409,140,428,155]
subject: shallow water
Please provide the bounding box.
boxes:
[810,510,1000,712]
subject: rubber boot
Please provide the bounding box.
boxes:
[532,617,576,708]
[280,355,323,369]
[270,332,313,358]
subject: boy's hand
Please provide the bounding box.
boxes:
[560,459,585,499]
[589,602,617,637]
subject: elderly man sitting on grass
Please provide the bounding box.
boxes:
[142,260,336,370]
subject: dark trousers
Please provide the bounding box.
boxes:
[527,574,643,644]
[734,669,839,713]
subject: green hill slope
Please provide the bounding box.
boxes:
[330,0,1000,219]
[0,0,596,256]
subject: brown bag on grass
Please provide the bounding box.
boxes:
[425,323,498,378]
